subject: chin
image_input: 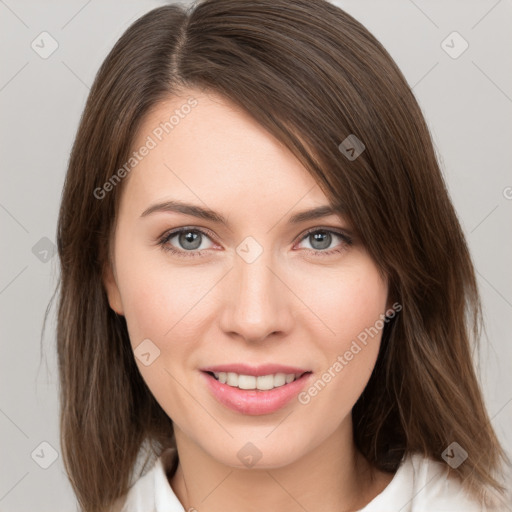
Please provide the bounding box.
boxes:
[208,438,307,470]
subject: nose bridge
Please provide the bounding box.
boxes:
[221,237,291,341]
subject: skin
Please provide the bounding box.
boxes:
[104,88,395,512]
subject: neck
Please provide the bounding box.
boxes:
[169,417,392,512]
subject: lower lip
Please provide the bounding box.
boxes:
[201,371,313,416]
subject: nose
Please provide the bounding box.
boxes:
[218,245,295,343]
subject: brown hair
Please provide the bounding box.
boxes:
[54,0,509,510]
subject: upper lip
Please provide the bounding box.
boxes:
[200,363,311,377]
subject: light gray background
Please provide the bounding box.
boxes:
[1,1,511,510]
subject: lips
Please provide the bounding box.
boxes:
[200,365,314,415]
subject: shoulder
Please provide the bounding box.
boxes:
[117,448,183,512]
[406,453,484,511]
[361,452,486,512]
[118,461,158,512]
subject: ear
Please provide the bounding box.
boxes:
[102,260,124,316]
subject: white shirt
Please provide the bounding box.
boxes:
[119,448,488,511]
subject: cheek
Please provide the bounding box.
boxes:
[295,264,387,410]
[115,241,211,349]
[115,259,211,421]
[298,262,388,348]
[118,276,170,350]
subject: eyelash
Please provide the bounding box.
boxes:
[157,226,353,259]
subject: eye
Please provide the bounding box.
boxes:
[295,228,352,256]
[158,227,216,258]
[158,226,353,259]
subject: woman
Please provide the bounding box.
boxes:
[55,0,510,510]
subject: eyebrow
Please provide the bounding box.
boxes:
[140,200,341,226]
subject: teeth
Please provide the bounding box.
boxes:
[213,372,303,390]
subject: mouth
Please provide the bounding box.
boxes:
[200,369,314,415]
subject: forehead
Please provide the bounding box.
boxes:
[119,89,336,220]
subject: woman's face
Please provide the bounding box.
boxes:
[104,88,390,468]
